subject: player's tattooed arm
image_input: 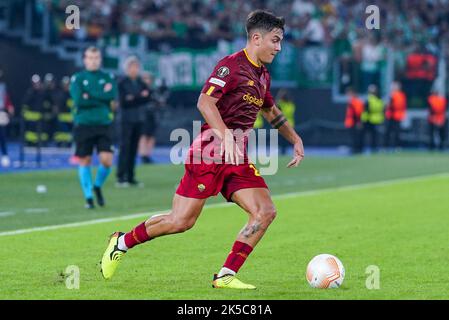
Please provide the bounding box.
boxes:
[261,105,300,144]
[269,113,288,129]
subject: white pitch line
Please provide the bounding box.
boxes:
[24,208,49,214]
[0,212,15,218]
[0,172,447,237]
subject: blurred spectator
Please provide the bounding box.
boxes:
[384,81,407,149]
[404,44,438,108]
[303,13,325,46]
[427,89,447,151]
[43,73,58,145]
[22,74,47,146]
[117,56,151,186]
[361,84,384,152]
[0,70,14,167]
[138,72,156,164]
[54,76,74,147]
[292,0,316,17]
[344,87,364,154]
[359,35,385,93]
[138,74,169,164]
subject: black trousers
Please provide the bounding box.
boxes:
[429,122,447,150]
[0,126,7,155]
[117,122,142,182]
[350,126,363,154]
[362,122,380,151]
[384,120,401,148]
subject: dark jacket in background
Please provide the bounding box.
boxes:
[118,77,151,123]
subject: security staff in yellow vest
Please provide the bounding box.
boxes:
[42,73,58,145]
[54,76,74,147]
[276,89,296,155]
[22,74,47,146]
[361,84,384,152]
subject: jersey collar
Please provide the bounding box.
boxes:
[243,48,261,68]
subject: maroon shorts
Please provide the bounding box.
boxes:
[176,162,268,202]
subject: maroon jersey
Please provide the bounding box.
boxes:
[189,49,275,164]
[201,49,274,129]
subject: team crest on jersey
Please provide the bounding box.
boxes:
[197,183,206,192]
[216,66,230,78]
[83,80,89,86]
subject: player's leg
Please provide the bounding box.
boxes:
[122,194,206,246]
[100,194,206,279]
[78,155,94,208]
[74,126,96,209]
[220,188,275,273]
[93,126,114,206]
[92,151,112,207]
[212,187,276,290]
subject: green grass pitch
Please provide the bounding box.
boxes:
[0,152,448,299]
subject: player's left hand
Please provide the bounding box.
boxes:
[287,140,304,168]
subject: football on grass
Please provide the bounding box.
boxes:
[306,254,345,288]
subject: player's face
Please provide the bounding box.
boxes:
[127,62,140,79]
[258,28,283,64]
[84,51,102,71]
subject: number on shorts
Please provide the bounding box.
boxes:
[249,164,261,176]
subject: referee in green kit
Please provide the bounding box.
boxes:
[69,47,117,209]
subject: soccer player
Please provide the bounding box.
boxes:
[101,10,304,289]
[70,47,117,209]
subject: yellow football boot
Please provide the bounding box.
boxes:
[100,232,126,280]
[212,274,256,290]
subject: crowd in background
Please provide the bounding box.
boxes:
[41,0,449,47]
[35,0,449,91]
[41,1,448,50]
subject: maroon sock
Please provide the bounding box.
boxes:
[123,222,151,249]
[223,241,254,273]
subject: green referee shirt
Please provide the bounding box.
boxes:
[69,69,117,126]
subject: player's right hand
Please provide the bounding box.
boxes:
[221,130,243,165]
